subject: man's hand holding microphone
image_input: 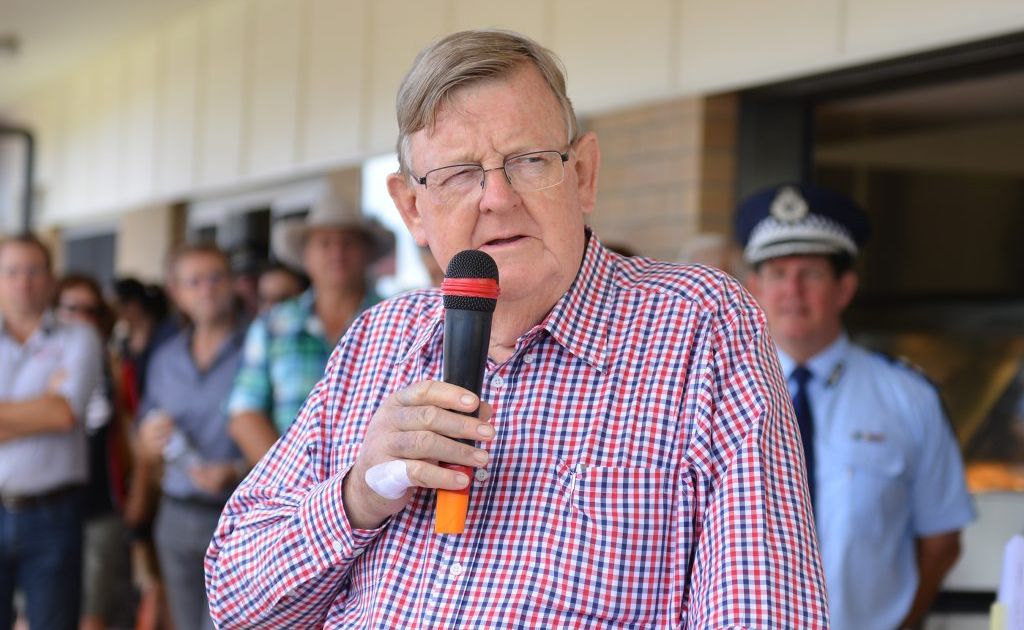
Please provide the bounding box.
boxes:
[342,381,494,530]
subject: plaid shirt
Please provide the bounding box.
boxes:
[206,233,828,629]
[228,289,380,433]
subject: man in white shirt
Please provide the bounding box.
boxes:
[0,234,103,630]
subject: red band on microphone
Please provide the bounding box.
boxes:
[441,277,500,300]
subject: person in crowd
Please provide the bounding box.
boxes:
[256,263,307,313]
[228,242,264,321]
[55,275,135,630]
[205,30,828,628]
[227,196,392,464]
[0,234,103,630]
[111,278,176,409]
[112,277,177,630]
[678,232,746,280]
[137,243,247,630]
[736,182,975,629]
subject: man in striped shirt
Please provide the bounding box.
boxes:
[206,29,828,628]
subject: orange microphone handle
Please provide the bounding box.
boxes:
[436,463,473,534]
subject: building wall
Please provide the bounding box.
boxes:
[587,94,737,262]
[2,0,1024,230]
[115,203,185,282]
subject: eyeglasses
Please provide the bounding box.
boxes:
[179,271,228,289]
[0,266,47,280]
[412,149,570,205]
[58,302,100,317]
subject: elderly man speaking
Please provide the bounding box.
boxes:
[206,30,828,628]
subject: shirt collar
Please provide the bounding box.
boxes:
[298,289,317,322]
[398,228,615,371]
[536,229,613,371]
[301,287,382,339]
[183,322,245,356]
[0,310,59,341]
[777,332,849,385]
[39,311,58,334]
[299,287,381,311]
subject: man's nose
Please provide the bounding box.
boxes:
[779,274,802,294]
[480,165,512,188]
[478,167,519,212]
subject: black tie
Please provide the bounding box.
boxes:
[791,365,816,511]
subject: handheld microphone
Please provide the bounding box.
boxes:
[435,249,499,534]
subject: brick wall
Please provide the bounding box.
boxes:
[584,93,738,263]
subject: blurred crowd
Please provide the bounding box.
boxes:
[0,193,396,630]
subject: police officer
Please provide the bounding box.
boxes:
[736,183,976,630]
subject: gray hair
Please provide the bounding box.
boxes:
[395,29,580,176]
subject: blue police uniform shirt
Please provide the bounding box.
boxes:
[777,333,975,630]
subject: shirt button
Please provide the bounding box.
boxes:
[474,468,490,483]
[449,562,465,577]
[352,546,365,557]
[522,353,535,364]
[332,542,345,555]
[491,375,505,389]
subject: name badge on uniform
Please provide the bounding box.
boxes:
[851,430,886,443]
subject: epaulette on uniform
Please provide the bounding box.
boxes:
[872,350,956,427]
[872,351,942,393]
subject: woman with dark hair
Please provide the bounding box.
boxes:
[110,278,177,630]
[54,275,134,629]
[111,279,175,410]
[256,263,308,313]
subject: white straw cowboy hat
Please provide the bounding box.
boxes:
[271,192,395,272]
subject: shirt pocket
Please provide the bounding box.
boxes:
[834,440,908,540]
[528,458,675,628]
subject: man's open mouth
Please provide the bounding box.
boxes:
[483,235,525,247]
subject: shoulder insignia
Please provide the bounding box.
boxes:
[825,361,845,387]
[874,350,935,381]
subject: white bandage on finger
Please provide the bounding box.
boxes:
[365,460,413,500]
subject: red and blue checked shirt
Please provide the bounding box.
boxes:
[206,231,829,629]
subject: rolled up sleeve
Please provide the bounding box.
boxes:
[57,324,104,421]
[684,293,829,628]
[228,318,273,417]
[206,333,385,628]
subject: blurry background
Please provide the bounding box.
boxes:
[2,2,1024,627]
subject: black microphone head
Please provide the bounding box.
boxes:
[445,249,498,281]
[443,250,499,312]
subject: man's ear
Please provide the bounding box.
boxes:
[571,131,600,216]
[166,280,183,313]
[42,275,57,302]
[387,172,428,246]
[745,268,763,298]
[838,270,859,310]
